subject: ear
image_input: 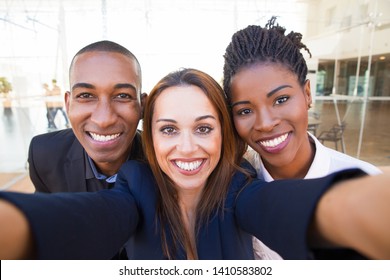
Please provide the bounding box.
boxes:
[64,91,71,115]
[304,79,312,109]
[140,92,148,119]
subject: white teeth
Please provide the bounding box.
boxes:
[175,160,202,171]
[259,133,288,148]
[90,132,120,142]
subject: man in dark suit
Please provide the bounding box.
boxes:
[28,40,146,194]
[28,41,146,259]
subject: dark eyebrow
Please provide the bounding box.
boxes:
[71,83,137,92]
[230,84,292,108]
[114,83,137,92]
[156,118,177,123]
[156,115,216,123]
[196,115,216,122]
[231,100,249,108]
[72,83,95,91]
[267,85,292,98]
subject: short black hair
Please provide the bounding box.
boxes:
[69,40,142,93]
[223,16,311,102]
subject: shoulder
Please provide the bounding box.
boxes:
[117,160,156,190]
[128,130,145,161]
[119,160,151,177]
[29,129,83,163]
[323,145,381,175]
[28,129,84,192]
[309,134,381,176]
[226,160,257,202]
[30,129,76,149]
[116,161,158,209]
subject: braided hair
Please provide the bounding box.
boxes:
[223,16,312,102]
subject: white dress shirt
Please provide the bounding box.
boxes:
[247,132,381,183]
[247,132,381,260]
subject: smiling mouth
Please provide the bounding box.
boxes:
[89,132,120,142]
[174,160,203,171]
[258,133,288,148]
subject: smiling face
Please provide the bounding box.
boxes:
[151,85,222,194]
[230,63,313,178]
[65,51,144,176]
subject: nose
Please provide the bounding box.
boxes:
[90,98,118,128]
[254,108,279,132]
[176,130,198,154]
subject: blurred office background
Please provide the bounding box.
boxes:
[0,0,389,191]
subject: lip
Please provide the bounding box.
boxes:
[256,132,291,154]
[171,158,205,175]
[86,131,123,147]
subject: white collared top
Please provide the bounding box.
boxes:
[246,132,382,182]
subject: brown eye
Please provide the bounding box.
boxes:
[275,96,288,105]
[237,108,252,115]
[116,93,137,100]
[76,92,94,99]
[161,126,177,135]
[196,125,213,135]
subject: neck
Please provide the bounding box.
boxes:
[95,162,121,177]
[178,190,201,259]
[266,134,315,180]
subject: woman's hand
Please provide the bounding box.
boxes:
[0,199,34,259]
[314,172,390,259]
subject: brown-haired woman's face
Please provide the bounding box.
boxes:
[151,85,222,193]
[230,63,312,174]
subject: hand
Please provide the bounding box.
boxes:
[0,199,34,259]
[314,172,390,259]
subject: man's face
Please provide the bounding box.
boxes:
[65,51,144,175]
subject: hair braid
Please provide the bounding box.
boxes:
[223,16,312,102]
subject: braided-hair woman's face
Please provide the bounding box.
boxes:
[229,62,312,179]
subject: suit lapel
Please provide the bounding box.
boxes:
[64,138,88,192]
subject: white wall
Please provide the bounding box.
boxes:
[305,0,390,60]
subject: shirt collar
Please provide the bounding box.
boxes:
[86,154,118,183]
[253,132,324,182]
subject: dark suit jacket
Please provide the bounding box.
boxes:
[28,129,144,193]
[0,161,366,260]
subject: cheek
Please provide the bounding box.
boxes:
[206,135,222,163]
[118,104,141,121]
[233,117,251,138]
[290,102,309,128]
[67,104,88,123]
[152,133,169,164]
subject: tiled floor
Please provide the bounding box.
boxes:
[1,103,68,193]
[1,99,390,193]
[312,99,390,167]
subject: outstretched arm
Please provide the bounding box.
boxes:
[0,186,139,260]
[313,171,390,259]
[0,161,149,260]
[0,199,34,259]
[236,168,390,259]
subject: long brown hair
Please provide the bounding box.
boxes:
[142,68,246,259]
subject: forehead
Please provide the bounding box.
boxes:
[236,62,292,80]
[231,63,297,93]
[70,51,140,87]
[154,85,218,118]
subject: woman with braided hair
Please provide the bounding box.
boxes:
[223,16,380,185]
[222,16,382,259]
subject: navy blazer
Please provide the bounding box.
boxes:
[0,161,366,260]
[28,129,144,193]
